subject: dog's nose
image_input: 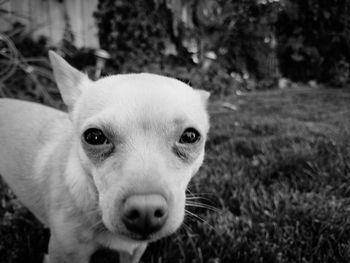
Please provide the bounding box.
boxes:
[122,194,168,236]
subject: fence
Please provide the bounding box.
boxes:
[0,0,99,48]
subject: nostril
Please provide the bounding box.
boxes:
[154,208,164,218]
[126,209,140,221]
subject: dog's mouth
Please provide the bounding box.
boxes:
[97,222,161,242]
[122,232,154,242]
[117,226,169,242]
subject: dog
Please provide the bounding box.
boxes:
[0,51,210,263]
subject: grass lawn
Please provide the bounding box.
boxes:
[1,87,350,263]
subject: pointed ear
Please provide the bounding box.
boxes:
[196,90,210,106]
[49,50,90,110]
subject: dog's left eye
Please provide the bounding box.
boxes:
[83,128,109,145]
[179,128,201,144]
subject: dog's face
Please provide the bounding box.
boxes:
[49,52,209,242]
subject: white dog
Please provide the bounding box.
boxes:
[0,51,210,263]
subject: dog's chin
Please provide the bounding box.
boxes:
[117,228,171,243]
[122,232,156,242]
[105,224,175,243]
[99,222,157,242]
[124,224,181,243]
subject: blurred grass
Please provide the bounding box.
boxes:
[1,87,350,262]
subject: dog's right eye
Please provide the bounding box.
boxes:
[179,128,201,144]
[83,128,109,145]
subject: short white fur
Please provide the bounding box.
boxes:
[0,51,210,263]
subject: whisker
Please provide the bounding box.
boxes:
[185,209,221,236]
[185,196,213,203]
[84,208,102,218]
[95,224,107,234]
[89,219,102,229]
[87,218,105,233]
[185,209,207,223]
[186,188,214,196]
[180,221,194,236]
[186,190,215,196]
[186,194,213,202]
[185,201,222,213]
[186,193,221,214]
[186,191,216,201]
[187,181,209,188]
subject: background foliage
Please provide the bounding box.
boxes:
[94,0,350,91]
[276,0,350,85]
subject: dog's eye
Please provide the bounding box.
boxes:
[179,128,201,144]
[83,128,109,145]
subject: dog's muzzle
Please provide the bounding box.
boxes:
[121,194,169,237]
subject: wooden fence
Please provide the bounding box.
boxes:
[0,0,99,48]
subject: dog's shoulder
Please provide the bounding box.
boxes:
[0,98,65,118]
[0,98,69,137]
[0,98,72,175]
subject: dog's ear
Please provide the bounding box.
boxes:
[196,90,210,106]
[49,51,90,110]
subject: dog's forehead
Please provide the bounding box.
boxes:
[91,73,194,101]
[78,73,208,130]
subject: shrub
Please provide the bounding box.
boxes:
[276,0,350,84]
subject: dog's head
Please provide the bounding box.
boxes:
[49,51,209,242]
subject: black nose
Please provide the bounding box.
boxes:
[122,194,168,236]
